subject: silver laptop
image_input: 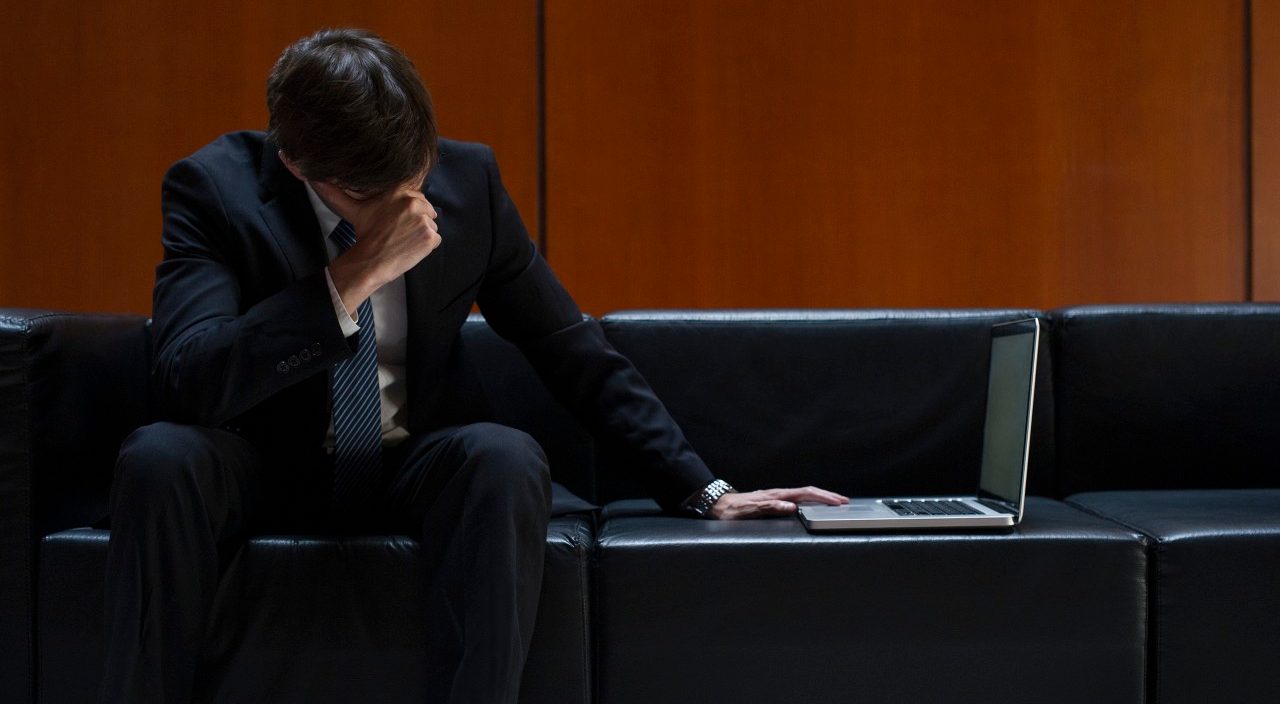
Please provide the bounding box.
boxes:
[798,318,1040,532]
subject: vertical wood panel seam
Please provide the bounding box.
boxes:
[1246,0,1255,301]
[536,0,548,257]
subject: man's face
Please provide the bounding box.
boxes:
[278,150,428,204]
[332,166,428,201]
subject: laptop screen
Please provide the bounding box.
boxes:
[977,319,1039,508]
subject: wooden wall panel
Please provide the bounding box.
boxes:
[544,0,1247,314]
[1256,0,1280,300]
[0,0,538,315]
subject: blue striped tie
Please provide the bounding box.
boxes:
[329,219,383,508]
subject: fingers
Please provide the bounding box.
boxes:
[716,486,849,520]
[720,497,797,519]
[425,199,438,221]
[768,486,849,505]
[388,189,438,232]
[312,181,435,226]
[763,500,797,514]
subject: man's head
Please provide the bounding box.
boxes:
[267,28,437,196]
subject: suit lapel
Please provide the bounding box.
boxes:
[404,176,450,313]
[404,174,452,433]
[257,142,327,280]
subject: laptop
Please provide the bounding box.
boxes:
[797,318,1040,532]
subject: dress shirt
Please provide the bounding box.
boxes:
[304,183,411,448]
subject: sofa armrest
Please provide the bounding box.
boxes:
[0,308,152,703]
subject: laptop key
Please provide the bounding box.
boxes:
[894,501,918,515]
[911,501,943,516]
[952,502,980,515]
[884,502,912,516]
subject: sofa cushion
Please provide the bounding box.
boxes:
[1067,489,1280,704]
[38,516,594,704]
[599,310,1054,503]
[594,498,1146,704]
[1051,304,1280,496]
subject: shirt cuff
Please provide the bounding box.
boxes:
[324,266,361,338]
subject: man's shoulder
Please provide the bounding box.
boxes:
[161,131,274,219]
[181,130,268,173]
[432,138,502,194]
[436,138,501,176]
[437,137,493,163]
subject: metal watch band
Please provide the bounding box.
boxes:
[687,479,736,517]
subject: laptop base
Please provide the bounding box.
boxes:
[798,497,1016,532]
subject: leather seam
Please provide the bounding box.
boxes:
[1063,497,1158,703]
[13,316,35,702]
[575,519,592,704]
[601,311,1042,325]
[1062,498,1160,543]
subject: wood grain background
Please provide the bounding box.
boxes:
[0,0,1272,315]
[0,0,539,314]
[1256,0,1280,300]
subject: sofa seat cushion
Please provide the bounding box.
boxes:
[594,497,1147,704]
[1067,489,1280,704]
[38,516,593,704]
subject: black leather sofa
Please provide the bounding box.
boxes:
[2,305,1276,703]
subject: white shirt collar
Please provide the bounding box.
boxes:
[303,181,343,241]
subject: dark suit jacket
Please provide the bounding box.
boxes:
[151,131,712,511]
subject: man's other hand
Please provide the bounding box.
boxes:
[315,180,440,316]
[709,486,849,520]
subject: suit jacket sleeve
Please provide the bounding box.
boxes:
[472,148,715,511]
[151,157,351,427]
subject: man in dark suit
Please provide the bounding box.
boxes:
[104,28,847,703]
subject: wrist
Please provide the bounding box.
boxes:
[327,256,376,317]
[683,479,736,518]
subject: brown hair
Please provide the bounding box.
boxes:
[267,28,437,194]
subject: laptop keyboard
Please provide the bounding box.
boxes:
[883,499,981,517]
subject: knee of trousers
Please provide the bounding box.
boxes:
[112,421,226,515]
[452,423,551,503]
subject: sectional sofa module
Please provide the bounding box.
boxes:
[2,304,1276,704]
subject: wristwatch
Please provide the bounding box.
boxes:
[683,479,737,518]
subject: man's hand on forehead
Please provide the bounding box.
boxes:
[312,180,437,227]
[315,179,441,317]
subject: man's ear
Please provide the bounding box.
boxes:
[278,150,306,182]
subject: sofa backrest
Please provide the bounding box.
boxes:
[22,303,1274,520]
[0,310,601,528]
[0,310,153,537]
[1050,304,1280,496]
[599,310,1054,503]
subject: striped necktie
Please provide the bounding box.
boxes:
[329,219,383,508]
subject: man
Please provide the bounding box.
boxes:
[105,28,847,703]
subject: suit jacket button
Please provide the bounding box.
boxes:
[289,355,301,367]
[277,361,290,374]
[300,349,312,362]
[311,342,323,356]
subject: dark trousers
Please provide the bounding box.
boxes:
[102,421,552,704]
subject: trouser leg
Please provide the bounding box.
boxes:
[384,422,552,704]
[101,422,265,704]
